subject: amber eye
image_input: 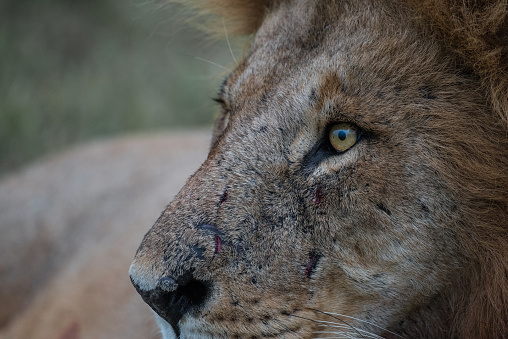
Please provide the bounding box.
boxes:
[329,123,358,152]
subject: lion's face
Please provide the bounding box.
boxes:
[130,0,507,338]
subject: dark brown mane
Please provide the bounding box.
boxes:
[407,0,508,126]
[390,2,508,337]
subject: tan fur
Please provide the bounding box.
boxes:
[173,0,274,36]
[0,132,209,339]
[131,0,508,338]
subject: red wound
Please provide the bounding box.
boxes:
[313,187,324,205]
[305,253,319,278]
[215,235,222,253]
[219,190,228,206]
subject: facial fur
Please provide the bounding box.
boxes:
[130,0,508,338]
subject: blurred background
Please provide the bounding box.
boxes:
[0,0,237,178]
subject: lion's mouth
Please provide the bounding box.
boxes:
[132,273,211,338]
[154,312,315,339]
[154,314,179,339]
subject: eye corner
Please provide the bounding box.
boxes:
[212,97,225,105]
[212,95,232,114]
[301,122,371,173]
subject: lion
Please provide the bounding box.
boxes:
[129,0,508,338]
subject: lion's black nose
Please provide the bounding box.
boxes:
[131,271,210,335]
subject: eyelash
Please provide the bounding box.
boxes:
[212,97,225,105]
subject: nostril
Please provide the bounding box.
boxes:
[174,271,193,287]
[131,272,210,335]
[159,276,178,291]
[174,277,209,307]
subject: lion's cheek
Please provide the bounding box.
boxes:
[311,218,462,330]
[311,259,422,332]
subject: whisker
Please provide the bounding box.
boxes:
[309,311,368,339]
[315,330,383,339]
[291,314,366,339]
[314,310,405,339]
[222,17,238,65]
[317,323,351,330]
[314,331,351,336]
[317,324,384,338]
[194,57,232,72]
[313,336,356,339]
[316,331,363,339]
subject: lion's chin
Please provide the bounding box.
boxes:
[154,313,178,339]
[155,313,217,339]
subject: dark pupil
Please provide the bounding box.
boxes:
[338,130,347,141]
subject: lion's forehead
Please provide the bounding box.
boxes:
[225,0,451,133]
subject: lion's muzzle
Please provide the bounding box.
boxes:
[131,272,210,336]
[129,220,223,336]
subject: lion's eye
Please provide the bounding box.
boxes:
[329,123,358,152]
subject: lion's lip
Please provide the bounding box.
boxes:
[154,313,179,339]
[158,315,213,339]
[131,279,181,335]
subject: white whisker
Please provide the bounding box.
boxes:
[222,17,238,65]
[194,57,232,72]
[315,319,350,325]
[318,324,351,330]
[314,329,383,339]
[322,326,384,338]
[318,311,405,338]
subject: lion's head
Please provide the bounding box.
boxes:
[129,0,508,338]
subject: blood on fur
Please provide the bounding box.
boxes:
[313,186,324,205]
[215,235,222,254]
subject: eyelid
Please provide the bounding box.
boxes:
[213,96,232,114]
[326,123,361,138]
[212,97,225,105]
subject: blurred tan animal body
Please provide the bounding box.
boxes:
[0,132,210,339]
[130,0,508,338]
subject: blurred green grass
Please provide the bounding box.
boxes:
[0,0,238,177]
